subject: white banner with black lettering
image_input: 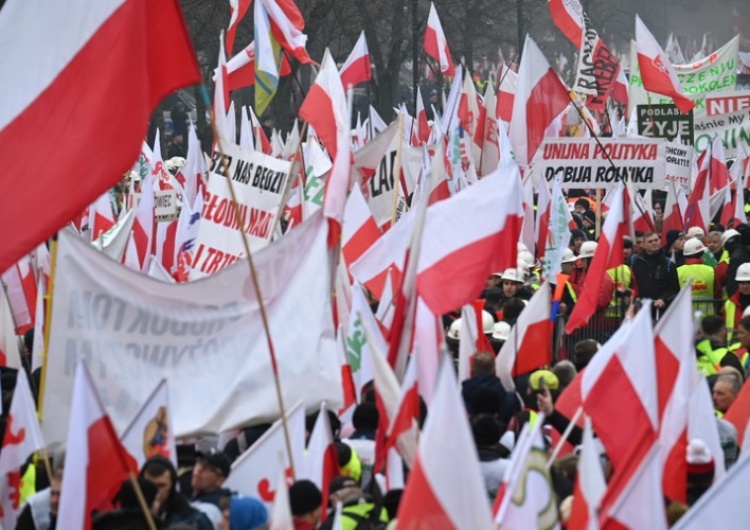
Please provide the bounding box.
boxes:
[192,141,292,278]
[42,214,341,444]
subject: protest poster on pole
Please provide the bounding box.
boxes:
[693,92,750,157]
[191,141,292,279]
[531,138,670,189]
[636,104,694,145]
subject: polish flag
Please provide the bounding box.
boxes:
[427,138,452,205]
[509,36,571,165]
[0,0,199,275]
[565,183,627,333]
[226,41,293,91]
[213,35,231,142]
[93,208,137,263]
[224,402,305,509]
[423,2,455,76]
[704,135,732,195]
[457,73,483,168]
[535,172,552,261]
[57,360,138,530]
[568,418,606,530]
[155,220,178,274]
[496,65,518,125]
[119,379,177,469]
[299,50,351,244]
[656,285,698,503]
[416,86,431,145]
[457,300,494,382]
[175,122,207,209]
[684,150,712,234]
[268,460,294,530]
[689,373,726,478]
[581,302,660,512]
[123,164,155,272]
[89,191,116,241]
[495,283,552,391]
[635,16,695,114]
[0,370,45,529]
[226,0,251,56]
[342,186,381,273]
[1,260,34,335]
[258,0,314,65]
[397,356,494,529]
[632,189,656,233]
[386,358,420,467]
[336,329,357,414]
[339,31,372,88]
[661,181,686,247]
[351,163,523,317]
[612,66,630,105]
[548,0,584,43]
[724,375,750,449]
[300,403,339,522]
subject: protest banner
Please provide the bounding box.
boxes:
[636,104,694,145]
[154,189,179,221]
[628,35,740,117]
[41,213,342,445]
[191,141,292,278]
[693,92,750,157]
[531,138,668,189]
[664,142,694,191]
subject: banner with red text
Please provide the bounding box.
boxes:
[192,141,291,278]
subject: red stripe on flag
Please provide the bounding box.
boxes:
[397,457,455,527]
[340,54,372,88]
[525,69,570,163]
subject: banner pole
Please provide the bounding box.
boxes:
[207,94,296,479]
[37,236,58,422]
[390,114,406,226]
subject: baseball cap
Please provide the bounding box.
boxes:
[328,476,360,496]
[196,447,232,477]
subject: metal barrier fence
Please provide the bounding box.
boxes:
[551,297,728,363]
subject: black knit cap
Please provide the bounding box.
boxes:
[289,479,322,516]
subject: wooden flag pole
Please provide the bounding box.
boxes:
[207,101,296,480]
[37,236,58,423]
[128,471,159,530]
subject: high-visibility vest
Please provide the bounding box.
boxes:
[677,263,715,304]
[729,341,749,368]
[725,299,740,341]
[696,338,726,376]
[719,249,730,265]
[606,265,631,317]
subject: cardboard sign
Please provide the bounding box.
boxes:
[636,104,694,145]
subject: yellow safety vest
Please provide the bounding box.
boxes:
[606,265,632,317]
[677,263,715,312]
[19,463,36,505]
[729,341,750,368]
[719,250,730,265]
[725,299,739,341]
[695,339,725,376]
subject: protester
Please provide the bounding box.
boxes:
[632,231,680,317]
[318,476,388,530]
[16,446,65,530]
[289,480,323,530]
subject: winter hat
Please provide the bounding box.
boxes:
[230,495,269,530]
[738,224,750,246]
[529,370,559,391]
[570,228,586,241]
[470,414,502,447]
[665,230,684,250]
[289,480,322,516]
[582,210,596,224]
[686,439,715,486]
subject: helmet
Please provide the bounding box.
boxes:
[492,321,512,341]
[686,226,705,240]
[736,263,750,282]
[561,248,577,264]
[579,241,598,259]
[517,250,535,270]
[683,238,707,256]
[447,318,462,340]
[721,229,740,246]
[517,242,529,253]
[743,305,750,318]
[500,268,525,283]
[481,310,495,334]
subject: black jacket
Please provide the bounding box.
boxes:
[632,250,680,307]
[726,246,750,296]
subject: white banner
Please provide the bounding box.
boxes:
[42,214,341,444]
[628,36,740,117]
[531,138,669,189]
[192,141,292,278]
[664,142,694,191]
[693,92,750,157]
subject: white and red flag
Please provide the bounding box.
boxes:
[0,369,45,529]
[226,41,293,91]
[89,191,116,242]
[480,83,500,176]
[509,36,571,165]
[175,122,207,209]
[567,418,606,530]
[397,356,494,529]
[1,258,35,335]
[496,65,518,125]
[0,0,199,275]
[301,403,339,522]
[635,15,696,114]
[57,360,138,530]
[226,0,251,56]
[423,2,455,76]
[120,379,177,469]
[0,288,22,370]
[495,282,552,390]
[339,31,372,88]
[123,161,155,272]
[565,183,627,332]
[341,186,381,275]
[684,149,712,235]
[415,86,431,145]
[661,181,686,247]
[268,458,295,530]
[457,300,494,382]
[224,402,305,509]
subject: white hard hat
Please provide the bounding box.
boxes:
[517,242,529,253]
[743,306,750,318]
[686,226,705,240]
[447,318,462,340]
[517,250,535,270]
[561,248,577,264]
[481,310,495,334]
[500,268,524,283]
[736,263,750,282]
[722,229,740,246]
[579,241,598,259]
[165,156,186,173]
[492,321,512,341]
[683,238,707,257]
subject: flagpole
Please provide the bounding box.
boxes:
[546,405,584,468]
[128,471,159,530]
[206,97,297,480]
[390,114,406,227]
[37,236,58,423]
